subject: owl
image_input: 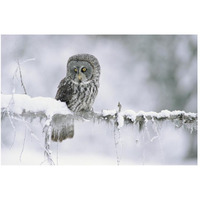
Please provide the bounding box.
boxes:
[51,54,101,142]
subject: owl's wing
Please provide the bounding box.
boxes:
[55,78,73,105]
[53,78,74,142]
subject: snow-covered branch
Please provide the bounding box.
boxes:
[1,94,197,165]
[1,94,197,131]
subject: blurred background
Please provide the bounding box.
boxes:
[1,35,197,165]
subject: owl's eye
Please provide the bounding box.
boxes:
[74,68,78,73]
[81,67,87,72]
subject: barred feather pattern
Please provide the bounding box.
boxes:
[53,77,99,142]
[53,54,100,142]
[65,78,99,112]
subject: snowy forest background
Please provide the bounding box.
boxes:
[1,35,197,165]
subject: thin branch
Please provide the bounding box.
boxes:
[17,60,27,94]
[21,58,36,64]
[19,127,27,163]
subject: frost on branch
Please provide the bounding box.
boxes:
[1,94,72,164]
[101,109,197,132]
[1,94,198,164]
[2,94,197,133]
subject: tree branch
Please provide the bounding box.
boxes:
[1,94,197,165]
[17,60,27,95]
[1,94,197,131]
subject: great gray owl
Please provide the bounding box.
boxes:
[51,54,101,142]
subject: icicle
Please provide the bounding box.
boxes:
[43,117,55,165]
[137,111,148,132]
[113,125,121,165]
[184,121,197,134]
[151,119,160,141]
[151,119,165,163]
[117,112,124,129]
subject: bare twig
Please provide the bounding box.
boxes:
[17,60,27,94]
[43,118,55,165]
[19,127,27,163]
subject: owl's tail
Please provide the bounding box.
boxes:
[51,114,74,142]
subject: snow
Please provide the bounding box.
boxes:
[2,94,196,129]
[1,94,71,117]
[102,109,197,120]
[116,113,124,129]
[184,112,197,118]
[102,109,117,116]
[157,110,171,118]
[1,94,197,165]
[123,110,137,121]
[0,36,197,166]
[101,109,197,129]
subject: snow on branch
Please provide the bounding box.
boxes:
[1,94,71,119]
[1,94,197,165]
[1,94,197,131]
[1,94,73,165]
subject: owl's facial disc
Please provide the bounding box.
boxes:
[68,61,93,84]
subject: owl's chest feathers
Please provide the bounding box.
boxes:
[67,79,98,112]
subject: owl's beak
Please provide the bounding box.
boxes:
[78,74,82,81]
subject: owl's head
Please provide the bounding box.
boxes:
[66,54,100,84]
